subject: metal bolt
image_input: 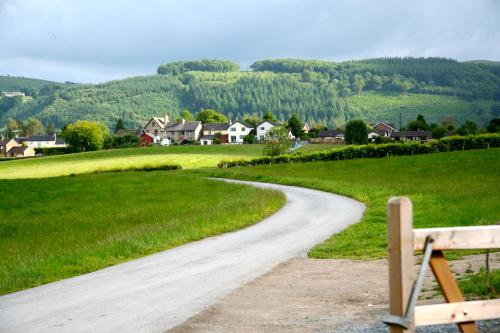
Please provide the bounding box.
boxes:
[463,309,468,316]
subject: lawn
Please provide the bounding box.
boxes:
[0,144,338,179]
[0,145,265,179]
[201,148,500,259]
[0,171,285,295]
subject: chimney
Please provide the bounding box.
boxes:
[164,114,170,125]
[178,118,185,124]
[229,119,232,125]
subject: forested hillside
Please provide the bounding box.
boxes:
[1,58,499,130]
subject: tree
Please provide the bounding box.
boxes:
[63,120,110,152]
[24,118,45,136]
[244,114,261,127]
[345,119,368,145]
[431,126,447,139]
[114,118,125,133]
[287,114,304,138]
[487,118,500,133]
[46,123,55,135]
[196,108,228,123]
[457,120,478,135]
[263,126,292,156]
[407,114,429,131]
[243,133,256,144]
[263,111,277,122]
[180,109,194,121]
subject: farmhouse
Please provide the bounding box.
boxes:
[201,123,229,144]
[371,122,397,136]
[227,121,254,144]
[0,138,35,158]
[142,114,202,144]
[368,130,389,142]
[256,120,280,141]
[311,130,345,144]
[393,130,433,142]
[24,134,67,148]
[302,122,310,134]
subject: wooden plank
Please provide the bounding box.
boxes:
[413,225,500,250]
[415,299,500,326]
[429,250,478,333]
[387,197,415,333]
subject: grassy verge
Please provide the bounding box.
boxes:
[0,172,285,295]
[199,148,500,259]
[458,269,500,299]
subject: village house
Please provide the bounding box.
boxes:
[142,114,202,145]
[227,121,254,144]
[371,122,397,136]
[393,130,433,142]
[0,138,35,158]
[311,130,345,144]
[24,134,67,148]
[302,122,310,134]
[256,120,280,141]
[200,123,230,145]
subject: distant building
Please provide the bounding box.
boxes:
[302,123,310,134]
[202,123,230,136]
[24,134,67,148]
[256,120,280,141]
[142,114,202,144]
[227,121,254,144]
[371,122,397,136]
[393,130,433,142]
[1,91,25,98]
[310,130,345,144]
[0,138,35,158]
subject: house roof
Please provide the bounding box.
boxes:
[0,139,13,146]
[230,120,254,128]
[393,130,432,138]
[200,135,215,140]
[165,121,202,132]
[372,121,396,130]
[318,130,344,137]
[13,137,25,144]
[151,117,166,128]
[368,130,386,136]
[8,146,30,153]
[202,123,230,131]
[257,120,280,127]
[25,135,56,142]
[142,132,156,139]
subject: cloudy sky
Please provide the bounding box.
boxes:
[1,0,499,83]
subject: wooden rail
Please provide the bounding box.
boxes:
[387,197,500,333]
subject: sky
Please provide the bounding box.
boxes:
[1,0,499,83]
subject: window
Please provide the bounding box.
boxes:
[260,127,265,130]
[239,135,244,139]
[154,130,158,135]
[231,136,236,142]
[241,127,245,131]
[230,127,236,131]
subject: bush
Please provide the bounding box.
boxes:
[218,134,500,168]
[34,147,73,156]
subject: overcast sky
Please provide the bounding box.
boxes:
[1,0,499,83]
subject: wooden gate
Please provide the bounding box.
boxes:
[386,197,500,333]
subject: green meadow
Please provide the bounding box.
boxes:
[0,172,285,295]
[202,148,500,259]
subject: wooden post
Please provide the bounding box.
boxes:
[387,197,415,333]
[429,251,478,333]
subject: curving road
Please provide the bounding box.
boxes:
[0,179,365,333]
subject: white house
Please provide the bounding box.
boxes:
[227,121,254,144]
[24,134,67,148]
[200,135,214,145]
[256,120,280,141]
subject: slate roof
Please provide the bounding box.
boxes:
[230,120,254,128]
[164,121,202,132]
[25,135,56,141]
[257,120,281,127]
[8,146,30,154]
[318,130,344,137]
[200,135,215,140]
[202,123,230,131]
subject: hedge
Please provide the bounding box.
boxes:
[34,147,74,156]
[218,134,500,168]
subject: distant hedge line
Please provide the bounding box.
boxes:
[34,147,74,156]
[218,134,500,168]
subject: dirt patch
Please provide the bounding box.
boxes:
[169,253,499,333]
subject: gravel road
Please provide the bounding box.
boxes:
[0,179,365,333]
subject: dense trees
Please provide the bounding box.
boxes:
[196,108,228,123]
[63,121,110,152]
[1,57,499,131]
[287,114,304,138]
[157,60,240,75]
[345,119,368,145]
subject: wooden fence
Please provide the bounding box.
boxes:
[386,197,500,333]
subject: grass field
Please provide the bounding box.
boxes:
[0,144,341,179]
[201,148,500,259]
[0,145,265,179]
[0,171,285,295]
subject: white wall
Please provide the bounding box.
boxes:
[228,122,253,143]
[256,121,275,141]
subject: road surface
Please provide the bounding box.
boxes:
[0,179,365,333]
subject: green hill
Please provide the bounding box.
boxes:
[1,57,499,129]
[0,75,66,92]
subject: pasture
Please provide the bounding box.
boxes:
[202,148,500,259]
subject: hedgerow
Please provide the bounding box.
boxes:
[218,134,500,168]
